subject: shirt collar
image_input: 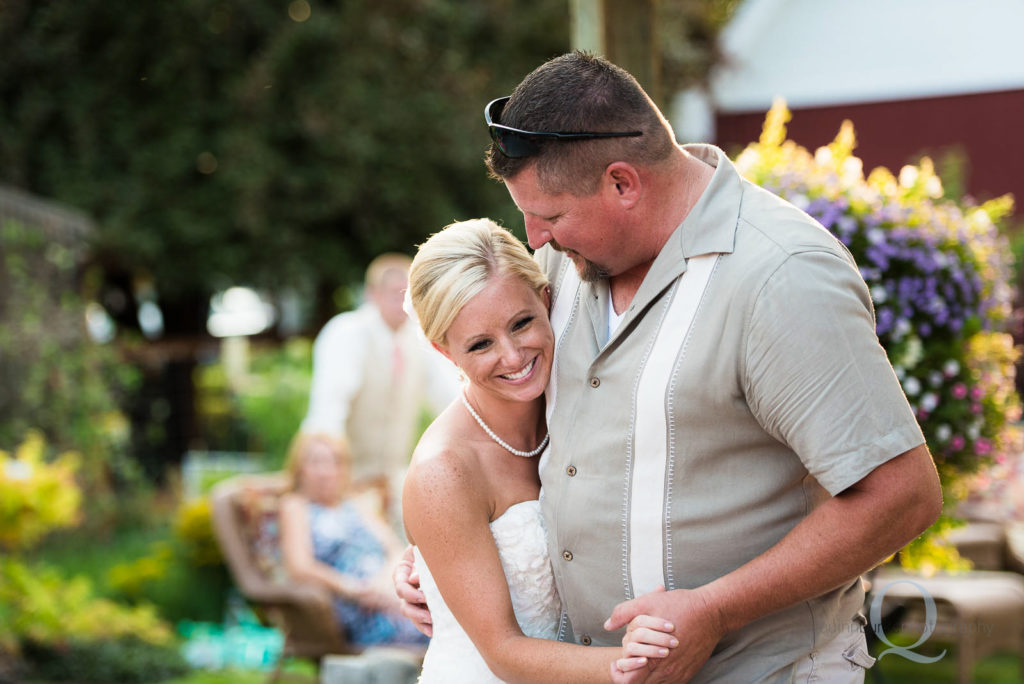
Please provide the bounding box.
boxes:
[629,144,742,308]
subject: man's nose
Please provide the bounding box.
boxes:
[524,215,551,250]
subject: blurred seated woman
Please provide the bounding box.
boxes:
[279,431,428,648]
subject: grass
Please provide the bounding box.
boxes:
[163,659,317,684]
[871,651,1021,683]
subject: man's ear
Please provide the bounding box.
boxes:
[603,162,642,208]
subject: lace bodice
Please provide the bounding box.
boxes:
[414,499,561,683]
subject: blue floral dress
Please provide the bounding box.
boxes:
[308,501,428,647]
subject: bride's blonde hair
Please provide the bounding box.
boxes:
[408,218,548,346]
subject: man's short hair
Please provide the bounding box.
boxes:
[365,252,413,290]
[485,51,676,196]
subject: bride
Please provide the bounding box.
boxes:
[402,219,676,683]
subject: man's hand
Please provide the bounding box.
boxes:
[605,587,725,684]
[393,544,433,636]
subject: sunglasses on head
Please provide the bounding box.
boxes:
[485,96,643,159]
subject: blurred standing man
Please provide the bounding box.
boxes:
[302,253,459,527]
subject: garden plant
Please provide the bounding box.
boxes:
[0,432,189,683]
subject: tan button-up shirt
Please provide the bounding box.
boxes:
[537,144,924,682]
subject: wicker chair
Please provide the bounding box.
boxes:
[210,471,358,683]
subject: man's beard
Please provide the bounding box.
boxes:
[551,240,609,283]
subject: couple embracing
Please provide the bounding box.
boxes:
[395,52,942,684]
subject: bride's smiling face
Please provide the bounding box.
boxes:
[439,273,553,404]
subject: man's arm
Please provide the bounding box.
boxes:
[606,443,942,683]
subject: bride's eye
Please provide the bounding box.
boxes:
[512,316,534,332]
[468,338,491,353]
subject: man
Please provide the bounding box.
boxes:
[398,52,941,683]
[303,253,458,525]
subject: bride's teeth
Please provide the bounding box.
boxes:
[502,358,535,380]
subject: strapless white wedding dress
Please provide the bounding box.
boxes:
[413,499,561,683]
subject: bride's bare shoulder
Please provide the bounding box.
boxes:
[405,410,487,507]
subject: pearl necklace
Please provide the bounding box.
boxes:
[460,392,549,458]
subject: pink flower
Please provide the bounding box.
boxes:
[951,435,966,450]
[971,403,983,414]
[970,386,984,401]
[975,438,993,456]
[951,383,968,399]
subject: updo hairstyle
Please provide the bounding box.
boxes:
[408,218,548,346]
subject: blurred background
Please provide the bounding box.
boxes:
[2,1,1023,682]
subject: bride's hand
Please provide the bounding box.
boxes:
[611,589,678,684]
[393,545,433,636]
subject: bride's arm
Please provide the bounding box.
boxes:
[404,451,670,684]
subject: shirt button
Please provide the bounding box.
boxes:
[589,377,600,388]
[580,634,592,646]
[566,465,577,477]
[562,550,573,562]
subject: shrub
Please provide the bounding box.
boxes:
[735,101,1021,570]
[107,497,230,624]
[0,219,142,528]
[0,430,81,552]
[194,337,312,466]
[0,432,184,677]
[20,636,189,683]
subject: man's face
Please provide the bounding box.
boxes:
[369,269,409,330]
[504,165,620,282]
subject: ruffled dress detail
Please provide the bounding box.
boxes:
[414,499,561,683]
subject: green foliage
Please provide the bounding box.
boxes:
[0,431,181,669]
[195,338,312,465]
[104,500,231,624]
[0,0,569,304]
[0,219,142,528]
[658,0,742,92]
[107,548,231,625]
[20,636,189,683]
[896,511,971,575]
[174,498,224,568]
[0,558,176,653]
[0,431,81,552]
[234,338,313,466]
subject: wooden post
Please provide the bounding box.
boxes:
[571,0,663,108]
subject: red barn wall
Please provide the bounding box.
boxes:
[714,89,1024,219]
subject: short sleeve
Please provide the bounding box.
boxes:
[743,251,925,495]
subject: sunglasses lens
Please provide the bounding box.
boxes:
[489,127,538,159]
